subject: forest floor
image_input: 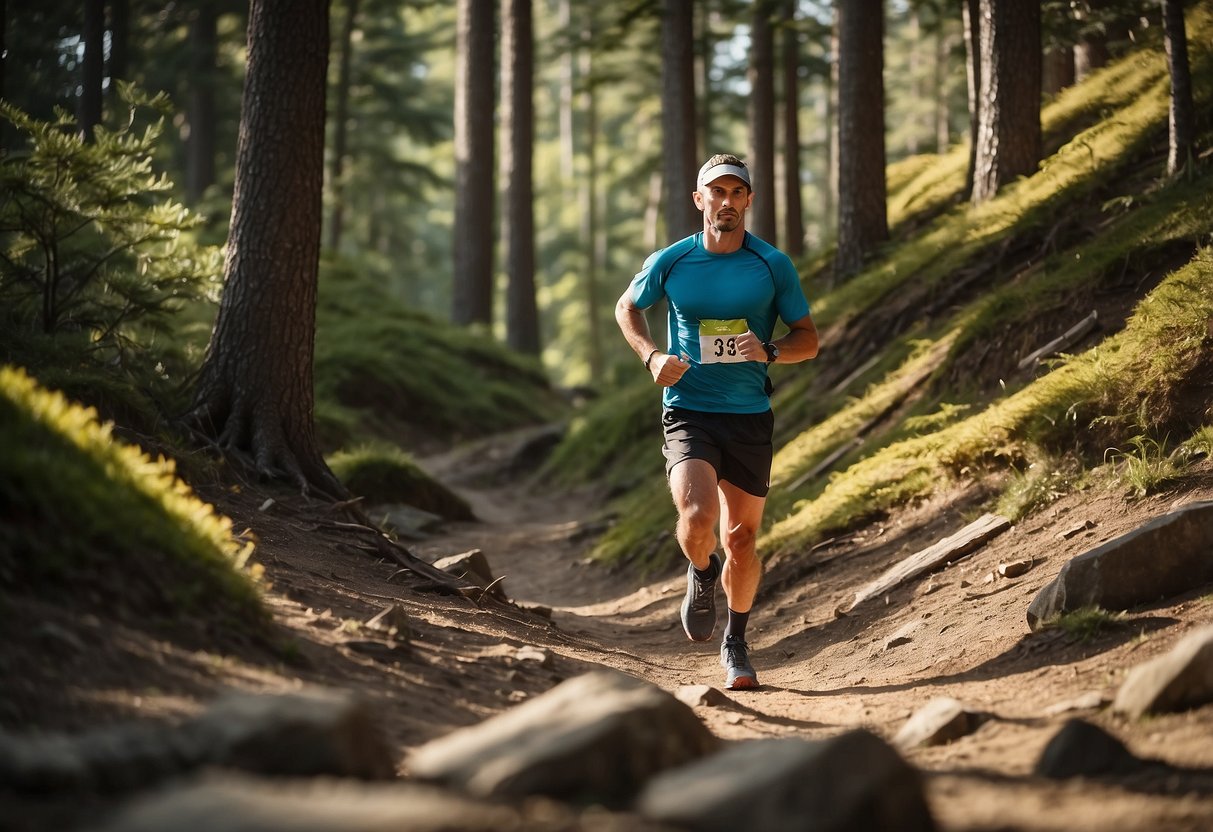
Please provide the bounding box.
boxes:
[8,424,1213,831]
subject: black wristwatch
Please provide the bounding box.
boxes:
[763,341,780,364]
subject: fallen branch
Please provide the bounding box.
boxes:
[1017,310,1099,370]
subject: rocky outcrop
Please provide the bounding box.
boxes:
[894,697,983,749]
[636,731,935,832]
[1113,626,1213,718]
[408,670,718,807]
[1026,501,1213,629]
[1034,719,1147,778]
[7,674,941,832]
[0,689,394,795]
[93,774,674,832]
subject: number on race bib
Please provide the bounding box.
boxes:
[699,319,748,364]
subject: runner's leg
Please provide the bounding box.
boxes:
[717,479,765,613]
[669,459,720,570]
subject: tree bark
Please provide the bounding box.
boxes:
[835,0,887,280]
[452,0,495,326]
[662,0,699,240]
[189,0,341,497]
[580,23,604,384]
[79,0,105,142]
[557,0,574,182]
[962,0,981,200]
[748,0,777,243]
[186,3,219,205]
[1162,0,1195,177]
[108,0,130,91]
[501,0,539,355]
[328,0,359,251]
[781,0,803,257]
[934,11,952,153]
[1042,47,1075,97]
[971,0,1041,205]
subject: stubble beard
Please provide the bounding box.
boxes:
[712,212,741,233]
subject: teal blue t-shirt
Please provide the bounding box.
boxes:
[630,231,811,414]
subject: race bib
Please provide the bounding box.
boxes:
[699,319,748,364]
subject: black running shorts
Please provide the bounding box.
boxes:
[661,406,774,498]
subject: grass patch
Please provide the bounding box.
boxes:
[994,454,1087,522]
[1043,606,1127,643]
[327,442,472,520]
[0,365,266,633]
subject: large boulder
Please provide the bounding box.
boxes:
[408,670,718,807]
[0,689,394,795]
[1026,501,1213,629]
[635,731,935,832]
[94,774,673,832]
[1113,626,1213,718]
[1034,719,1147,779]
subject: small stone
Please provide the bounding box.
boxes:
[998,559,1032,578]
[894,697,980,749]
[1056,519,1095,540]
[675,685,731,708]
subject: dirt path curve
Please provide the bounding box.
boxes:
[411,427,1213,832]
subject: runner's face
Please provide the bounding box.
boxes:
[695,176,752,233]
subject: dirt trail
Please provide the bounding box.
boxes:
[410,428,1213,832]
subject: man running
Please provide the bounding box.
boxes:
[614,153,818,690]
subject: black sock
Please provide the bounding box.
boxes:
[725,608,750,642]
[693,557,719,582]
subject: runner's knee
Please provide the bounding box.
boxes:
[723,523,757,556]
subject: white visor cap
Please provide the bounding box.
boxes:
[697,161,752,189]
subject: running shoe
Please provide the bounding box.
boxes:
[679,552,721,642]
[720,635,759,690]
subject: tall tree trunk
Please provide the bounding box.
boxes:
[781,0,803,257]
[502,0,539,355]
[79,0,105,142]
[1,0,7,142]
[580,27,604,384]
[1073,1,1109,81]
[934,13,952,152]
[825,11,839,240]
[835,0,887,280]
[1162,0,1195,177]
[452,0,495,326]
[696,2,712,156]
[186,3,218,205]
[328,0,359,252]
[962,0,981,199]
[1042,47,1075,96]
[557,0,574,182]
[748,0,776,243]
[189,0,340,497]
[907,6,922,155]
[971,0,1041,205]
[108,0,130,91]
[661,0,698,240]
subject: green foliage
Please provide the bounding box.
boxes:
[995,455,1086,522]
[314,258,566,450]
[0,88,223,421]
[0,365,265,631]
[540,382,662,492]
[327,442,472,520]
[1043,606,1127,643]
[1103,434,1185,499]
